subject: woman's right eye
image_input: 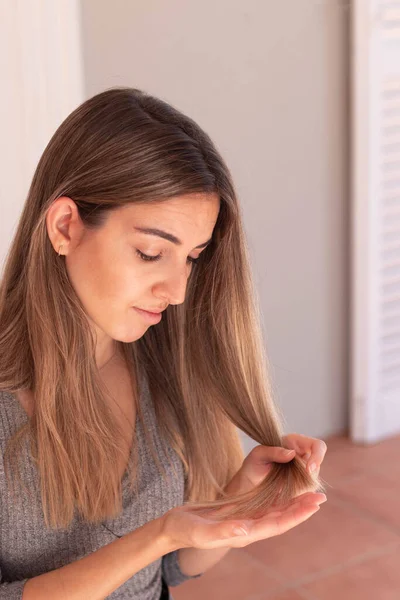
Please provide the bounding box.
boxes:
[135,249,200,265]
[135,249,162,262]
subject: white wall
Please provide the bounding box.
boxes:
[0,0,350,455]
[0,0,84,266]
[79,0,350,452]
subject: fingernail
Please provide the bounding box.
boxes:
[233,526,248,536]
[284,449,295,456]
[309,462,317,472]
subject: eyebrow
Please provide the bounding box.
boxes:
[133,227,212,249]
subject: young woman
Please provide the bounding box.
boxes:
[0,87,327,600]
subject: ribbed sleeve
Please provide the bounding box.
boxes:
[0,577,28,600]
[162,550,203,587]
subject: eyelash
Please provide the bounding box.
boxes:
[135,249,201,265]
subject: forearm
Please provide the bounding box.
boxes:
[22,517,172,600]
[177,476,243,577]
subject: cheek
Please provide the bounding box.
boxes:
[67,239,154,320]
[66,242,124,310]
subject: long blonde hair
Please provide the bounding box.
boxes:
[0,87,324,530]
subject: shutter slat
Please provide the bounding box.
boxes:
[351,0,400,442]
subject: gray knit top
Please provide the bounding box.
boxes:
[0,375,203,599]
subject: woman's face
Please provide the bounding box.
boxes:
[46,193,220,350]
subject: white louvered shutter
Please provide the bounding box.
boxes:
[351,0,400,443]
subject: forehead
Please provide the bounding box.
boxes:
[119,193,220,229]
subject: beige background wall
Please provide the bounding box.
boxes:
[79,0,350,451]
[0,0,350,455]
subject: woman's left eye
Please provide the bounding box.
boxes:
[135,249,200,265]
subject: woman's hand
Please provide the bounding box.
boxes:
[162,491,327,551]
[281,433,328,477]
[162,434,328,551]
[224,433,328,497]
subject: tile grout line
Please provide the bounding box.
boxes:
[239,540,400,599]
[245,439,400,599]
[239,490,400,589]
[327,488,400,537]
[295,587,323,600]
[289,540,400,587]
[246,542,400,600]
[234,547,290,588]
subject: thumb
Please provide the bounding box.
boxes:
[261,447,295,464]
[281,448,296,461]
[218,520,252,540]
[198,515,252,543]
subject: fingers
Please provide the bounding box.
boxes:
[282,434,305,454]
[255,491,326,520]
[276,500,321,535]
[250,499,322,539]
[291,491,327,505]
[249,445,295,465]
[212,518,252,542]
[306,440,327,475]
[284,434,327,475]
[194,491,327,549]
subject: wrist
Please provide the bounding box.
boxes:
[124,515,179,557]
[157,512,184,553]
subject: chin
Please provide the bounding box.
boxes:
[107,326,147,345]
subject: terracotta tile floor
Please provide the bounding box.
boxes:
[172,432,400,599]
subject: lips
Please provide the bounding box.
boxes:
[133,307,163,323]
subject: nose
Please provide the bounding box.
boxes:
[154,265,191,307]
